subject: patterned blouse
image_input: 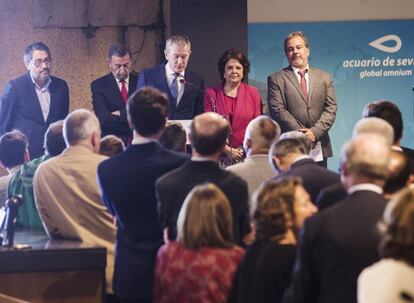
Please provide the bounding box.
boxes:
[154,241,244,303]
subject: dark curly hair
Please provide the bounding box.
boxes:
[380,188,414,266]
[218,49,250,82]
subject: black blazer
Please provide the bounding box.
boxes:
[0,73,69,158]
[97,142,188,300]
[280,158,340,203]
[316,182,347,211]
[91,73,138,143]
[137,63,204,119]
[155,160,250,245]
[284,190,387,303]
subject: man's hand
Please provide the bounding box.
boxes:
[299,128,317,143]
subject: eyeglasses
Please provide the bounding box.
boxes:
[30,58,52,67]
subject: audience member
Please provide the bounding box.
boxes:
[137,35,204,119]
[205,49,262,164]
[228,177,316,303]
[33,109,115,294]
[0,42,69,158]
[156,112,250,245]
[0,131,29,207]
[270,137,339,203]
[317,117,394,210]
[159,121,187,152]
[154,183,244,303]
[9,120,65,231]
[99,135,125,157]
[92,43,137,144]
[97,87,188,302]
[383,150,410,200]
[284,133,390,303]
[358,188,414,302]
[267,31,337,167]
[227,115,280,208]
[279,130,312,154]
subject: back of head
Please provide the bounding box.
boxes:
[23,41,51,64]
[353,117,394,146]
[160,122,187,152]
[190,112,229,156]
[63,109,100,146]
[380,188,414,266]
[99,135,125,157]
[177,183,234,250]
[244,116,281,153]
[252,177,301,242]
[127,87,170,137]
[341,133,390,181]
[271,137,307,159]
[44,120,65,156]
[108,43,130,59]
[384,150,410,194]
[279,131,312,154]
[0,130,28,168]
[363,100,403,143]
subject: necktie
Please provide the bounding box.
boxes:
[170,73,179,99]
[298,69,308,99]
[120,80,128,103]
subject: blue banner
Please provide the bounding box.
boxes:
[248,20,414,169]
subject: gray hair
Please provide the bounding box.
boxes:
[353,117,394,146]
[279,131,312,154]
[341,133,390,180]
[166,35,191,51]
[63,109,100,146]
[23,42,51,64]
[244,116,281,151]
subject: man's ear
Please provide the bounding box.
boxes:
[24,149,30,162]
[91,131,101,153]
[244,138,252,151]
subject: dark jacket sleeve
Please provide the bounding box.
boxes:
[0,81,16,135]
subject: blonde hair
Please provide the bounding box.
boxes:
[177,183,234,250]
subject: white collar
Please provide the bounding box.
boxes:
[291,65,309,74]
[347,183,383,195]
[165,62,185,78]
[30,74,52,90]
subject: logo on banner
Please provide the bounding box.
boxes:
[369,35,402,53]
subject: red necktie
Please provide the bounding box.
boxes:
[298,70,308,99]
[120,80,128,103]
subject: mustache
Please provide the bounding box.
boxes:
[40,68,50,73]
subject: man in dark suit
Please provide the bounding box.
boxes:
[0,42,69,158]
[137,35,204,120]
[91,43,138,144]
[270,137,340,203]
[156,112,250,245]
[97,87,188,302]
[284,133,390,303]
[267,31,336,166]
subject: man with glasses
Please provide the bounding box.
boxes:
[91,43,138,145]
[0,42,69,158]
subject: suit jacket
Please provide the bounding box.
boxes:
[156,160,250,245]
[137,63,204,119]
[91,73,138,143]
[0,73,69,158]
[33,146,115,293]
[316,182,347,211]
[267,66,336,157]
[284,190,387,303]
[97,142,188,300]
[280,158,340,203]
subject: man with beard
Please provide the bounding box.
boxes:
[92,43,138,144]
[267,32,337,167]
[0,42,69,158]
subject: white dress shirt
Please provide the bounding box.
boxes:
[31,75,51,122]
[165,63,185,104]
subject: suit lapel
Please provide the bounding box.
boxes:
[307,67,315,104]
[285,67,307,103]
[25,74,46,124]
[178,71,195,110]
[107,74,125,106]
[159,64,177,112]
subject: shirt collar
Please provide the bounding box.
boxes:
[165,62,185,78]
[347,183,383,195]
[30,74,52,91]
[114,75,129,86]
[291,65,309,75]
[131,133,157,145]
[191,156,217,162]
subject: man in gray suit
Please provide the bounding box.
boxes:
[267,31,337,166]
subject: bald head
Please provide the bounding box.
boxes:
[353,117,394,146]
[341,133,390,182]
[190,112,229,156]
[244,116,281,155]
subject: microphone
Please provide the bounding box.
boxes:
[179,77,216,113]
